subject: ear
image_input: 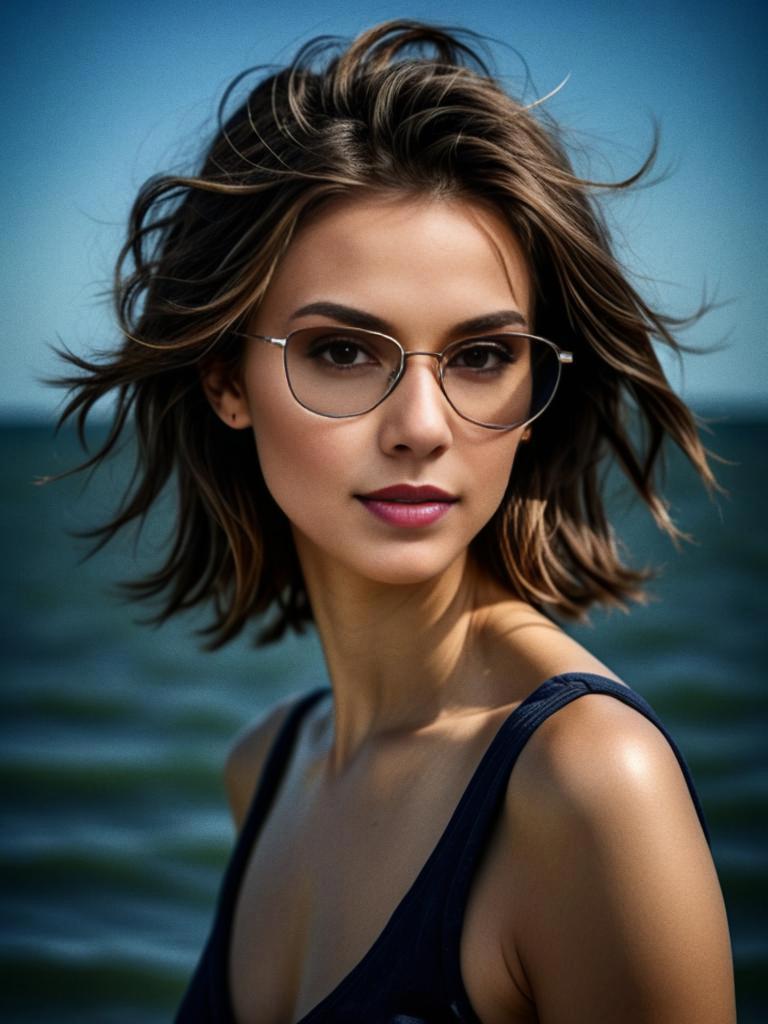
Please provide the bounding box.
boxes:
[200,362,253,430]
[520,427,532,443]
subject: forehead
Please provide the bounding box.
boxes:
[254,193,532,335]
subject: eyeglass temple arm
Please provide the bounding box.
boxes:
[250,335,287,349]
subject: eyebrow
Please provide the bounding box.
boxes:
[288,301,529,336]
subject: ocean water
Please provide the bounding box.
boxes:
[1,418,766,1022]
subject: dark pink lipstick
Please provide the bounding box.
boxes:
[355,484,458,528]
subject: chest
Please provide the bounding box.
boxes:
[228,738,535,1024]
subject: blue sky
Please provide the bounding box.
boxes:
[2,0,765,419]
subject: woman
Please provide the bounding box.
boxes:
[53,20,736,1023]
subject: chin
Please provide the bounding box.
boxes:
[347,546,467,588]
[291,523,471,589]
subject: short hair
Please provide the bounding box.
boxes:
[51,19,722,648]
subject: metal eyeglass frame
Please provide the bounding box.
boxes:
[248,327,574,431]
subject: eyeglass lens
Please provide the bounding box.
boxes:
[284,326,560,428]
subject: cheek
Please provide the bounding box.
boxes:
[243,362,312,502]
[467,436,521,508]
[251,415,316,508]
[248,396,360,526]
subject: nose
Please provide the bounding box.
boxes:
[376,352,454,458]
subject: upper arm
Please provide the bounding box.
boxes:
[223,694,302,832]
[505,694,736,1024]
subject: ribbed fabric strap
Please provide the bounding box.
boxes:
[229,687,331,886]
[174,686,330,1024]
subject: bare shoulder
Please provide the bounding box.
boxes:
[499,691,736,1022]
[513,687,690,804]
[224,691,316,831]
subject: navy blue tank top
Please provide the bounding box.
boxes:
[175,672,711,1023]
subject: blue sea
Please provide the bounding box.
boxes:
[1,417,766,1022]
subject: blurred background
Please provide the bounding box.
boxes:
[1,1,765,1021]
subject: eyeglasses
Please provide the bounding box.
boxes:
[248,325,573,430]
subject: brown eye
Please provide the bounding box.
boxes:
[307,336,378,367]
[447,338,516,373]
[322,341,364,366]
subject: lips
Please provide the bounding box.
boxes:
[357,484,458,503]
[355,484,458,528]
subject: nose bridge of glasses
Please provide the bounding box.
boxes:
[385,349,454,427]
[402,349,443,360]
[400,348,444,376]
[395,349,447,397]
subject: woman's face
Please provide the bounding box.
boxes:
[220,193,533,587]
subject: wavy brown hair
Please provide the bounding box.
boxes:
[49,19,722,648]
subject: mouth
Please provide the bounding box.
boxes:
[354,484,458,528]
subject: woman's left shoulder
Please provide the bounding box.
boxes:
[495,687,736,1020]
[510,680,694,822]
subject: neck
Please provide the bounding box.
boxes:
[294,533,522,772]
